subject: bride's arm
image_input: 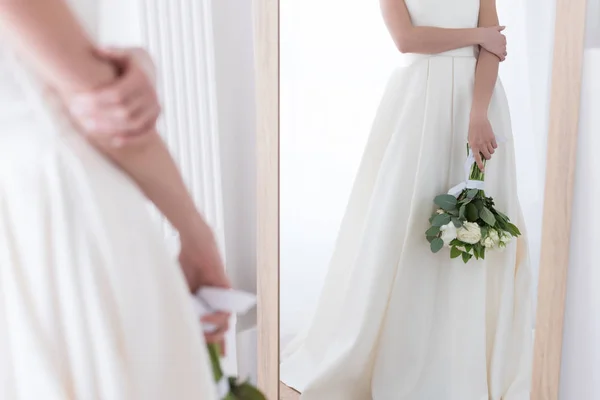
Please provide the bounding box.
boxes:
[380,0,506,59]
[0,0,228,288]
[468,0,502,171]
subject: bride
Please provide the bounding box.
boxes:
[0,0,229,398]
[280,0,532,399]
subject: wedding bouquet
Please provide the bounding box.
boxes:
[425,146,521,263]
[193,288,266,400]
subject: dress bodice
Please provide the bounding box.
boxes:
[405,0,480,29]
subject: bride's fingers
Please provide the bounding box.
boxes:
[473,150,485,171]
[492,138,498,148]
[201,312,231,339]
[487,143,495,156]
[481,147,492,160]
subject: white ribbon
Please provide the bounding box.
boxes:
[192,288,257,398]
[448,149,486,197]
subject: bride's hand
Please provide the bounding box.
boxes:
[479,26,507,61]
[179,220,232,352]
[468,113,498,171]
[66,47,160,146]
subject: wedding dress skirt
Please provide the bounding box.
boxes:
[0,2,218,399]
[280,46,533,400]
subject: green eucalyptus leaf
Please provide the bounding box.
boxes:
[473,199,484,211]
[467,189,479,199]
[426,226,441,236]
[431,213,452,227]
[434,194,458,211]
[466,203,479,222]
[430,238,444,253]
[458,204,466,219]
[447,209,459,217]
[426,235,436,243]
[480,207,496,227]
[451,217,462,228]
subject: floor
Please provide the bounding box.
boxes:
[280,382,300,400]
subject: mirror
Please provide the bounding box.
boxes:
[270,0,586,398]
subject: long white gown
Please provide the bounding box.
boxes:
[280,0,533,399]
[0,1,218,399]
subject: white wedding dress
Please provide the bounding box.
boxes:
[0,1,218,399]
[280,0,533,399]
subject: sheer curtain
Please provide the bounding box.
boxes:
[497,0,556,317]
[280,0,554,347]
[99,0,236,373]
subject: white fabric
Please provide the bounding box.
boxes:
[559,48,600,400]
[447,150,486,197]
[0,1,217,399]
[280,0,533,399]
[192,288,256,398]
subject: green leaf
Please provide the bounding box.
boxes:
[495,217,507,230]
[434,194,458,211]
[426,235,436,243]
[496,211,509,221]
[464,244,473,252]
[473,199,484,211]
[480,225,489,238]
[430,238,444,253]
[447,209,459,217]
[462,252,473,263]
[230,379,268,400]
[459,204,466,219]
[451,217,462,228]
[466,203,479,222]
[480,207,496,227]
[431,213,452,227]
[507,222,522,236]
[480,247,486,260]
[467,189,479,199]
[426,226,440,236]
[450,246,462,258]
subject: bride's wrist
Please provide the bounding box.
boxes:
[178,212,216,247]
[470,107,488,121]
[473,28,487,46]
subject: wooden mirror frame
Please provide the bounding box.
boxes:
[252,0,588,398]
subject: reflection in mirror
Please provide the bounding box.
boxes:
[279,0,555,399]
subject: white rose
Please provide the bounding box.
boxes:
[457,222,482,244]
[439,222,457,247]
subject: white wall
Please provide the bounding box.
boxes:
[212,0,258,382]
